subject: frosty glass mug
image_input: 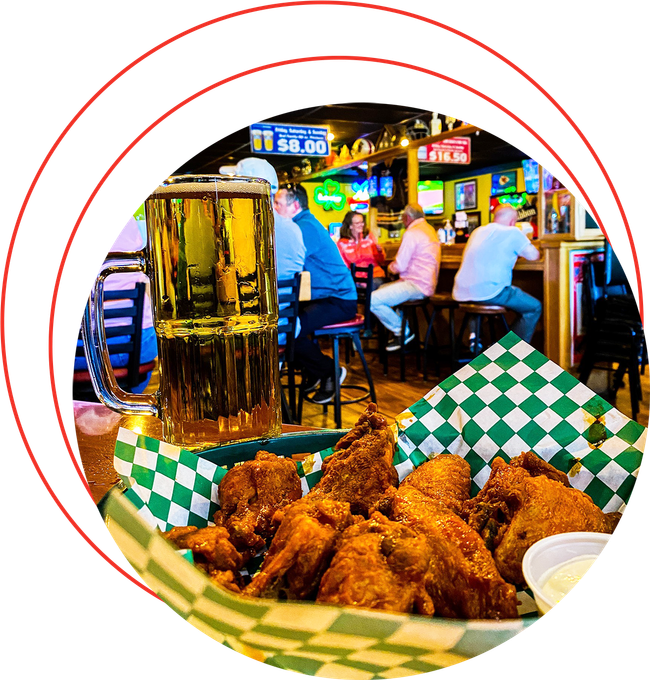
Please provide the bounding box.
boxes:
[82,175,281,450]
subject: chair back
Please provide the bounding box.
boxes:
[350,263,374,335]
[582,253,604,322]
[277,273,302,363]
[604,240,631,296]
[75,282,147,392]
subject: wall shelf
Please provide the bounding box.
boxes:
[297,125,481,182]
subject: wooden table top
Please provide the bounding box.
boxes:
[73,401,314,504]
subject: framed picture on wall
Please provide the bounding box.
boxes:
[466,211,481,232]
[455,180,477,210]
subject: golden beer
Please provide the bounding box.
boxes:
[144,175,281,449]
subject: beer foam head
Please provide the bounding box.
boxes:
[150,175,270,197]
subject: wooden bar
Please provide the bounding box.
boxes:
[378,238,603,369]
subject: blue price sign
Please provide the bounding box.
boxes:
[249,122,330,156]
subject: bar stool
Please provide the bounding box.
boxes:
[423,292,459,380]
[380,298,431,382]
[298,315,377,430]
[456,303,510,360]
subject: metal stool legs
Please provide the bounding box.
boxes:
[298,329,376,430]
[423,300,459,380]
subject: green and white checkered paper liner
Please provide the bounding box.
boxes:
[106,332,645,676]
[396,333,645,512]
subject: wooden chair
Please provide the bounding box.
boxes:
[73,282,156,401]
[350,263,375,338]
[578,241,646,420]
[277,273,302,424]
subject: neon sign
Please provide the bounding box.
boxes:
[313,179,346,211]
[350,179,371,211]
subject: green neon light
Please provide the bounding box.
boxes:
[314,179,347,211]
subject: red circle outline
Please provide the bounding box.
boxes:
[2,2,642,600]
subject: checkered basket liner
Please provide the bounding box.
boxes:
[105,332,645,676]
[103,489,531,677]
[396,333,645,511]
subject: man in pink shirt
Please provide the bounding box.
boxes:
[370,204,441,351]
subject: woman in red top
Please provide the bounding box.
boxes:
[337,211,386,290]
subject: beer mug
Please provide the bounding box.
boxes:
[83,175,282,449]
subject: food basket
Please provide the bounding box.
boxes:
[101,333,645,677]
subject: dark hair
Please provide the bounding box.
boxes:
[279,182,309,210]
[340,211,368,240]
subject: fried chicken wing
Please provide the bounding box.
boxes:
[400,454,471,516]
[381,485,519,619]
[213,451,302,554]
[243,498,357,600]
[316,512,434,616]
[308,403,398,516]
[465,453,620,584]
[161,525,245,593]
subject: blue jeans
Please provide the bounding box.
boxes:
[483,286,542,343]
[370,280,425,336]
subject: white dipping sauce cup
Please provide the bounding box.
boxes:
[522,532,611,615]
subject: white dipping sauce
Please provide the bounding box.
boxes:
[540,556,597,604]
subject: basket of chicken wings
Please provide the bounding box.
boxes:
[102,334,645,677]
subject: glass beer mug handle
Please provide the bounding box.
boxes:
[81,252,160,417]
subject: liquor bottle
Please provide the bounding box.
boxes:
[444,219,455,244]
[454,212,468,243]
[546,207,559,234]
[431,113,442,135]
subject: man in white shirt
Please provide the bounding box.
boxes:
[452,205,541,344]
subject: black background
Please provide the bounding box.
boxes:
[2,3,647,677]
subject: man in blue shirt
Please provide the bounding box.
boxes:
[275,183,357,404]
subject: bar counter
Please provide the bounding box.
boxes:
[380,239,545,353]
[379,237,605,369]
[382,240,544,270]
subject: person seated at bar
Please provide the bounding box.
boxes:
[336,210,386,290]
[452,204,542,346]
[370,204,441,352]
[274,182,357,404]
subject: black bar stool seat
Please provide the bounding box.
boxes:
[456,302,509,360]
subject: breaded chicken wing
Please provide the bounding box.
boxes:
[464,453,620,584]
[243,498,357,600]
[160,525,245,593]
[317,512,434,616]
[399,454,471,516]
[213,450,302,555]
[380,485,519,619]
[308,403,398,516]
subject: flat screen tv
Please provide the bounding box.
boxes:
[417,179,444,215]
[522,159,540,194]
[379,176,393,198]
